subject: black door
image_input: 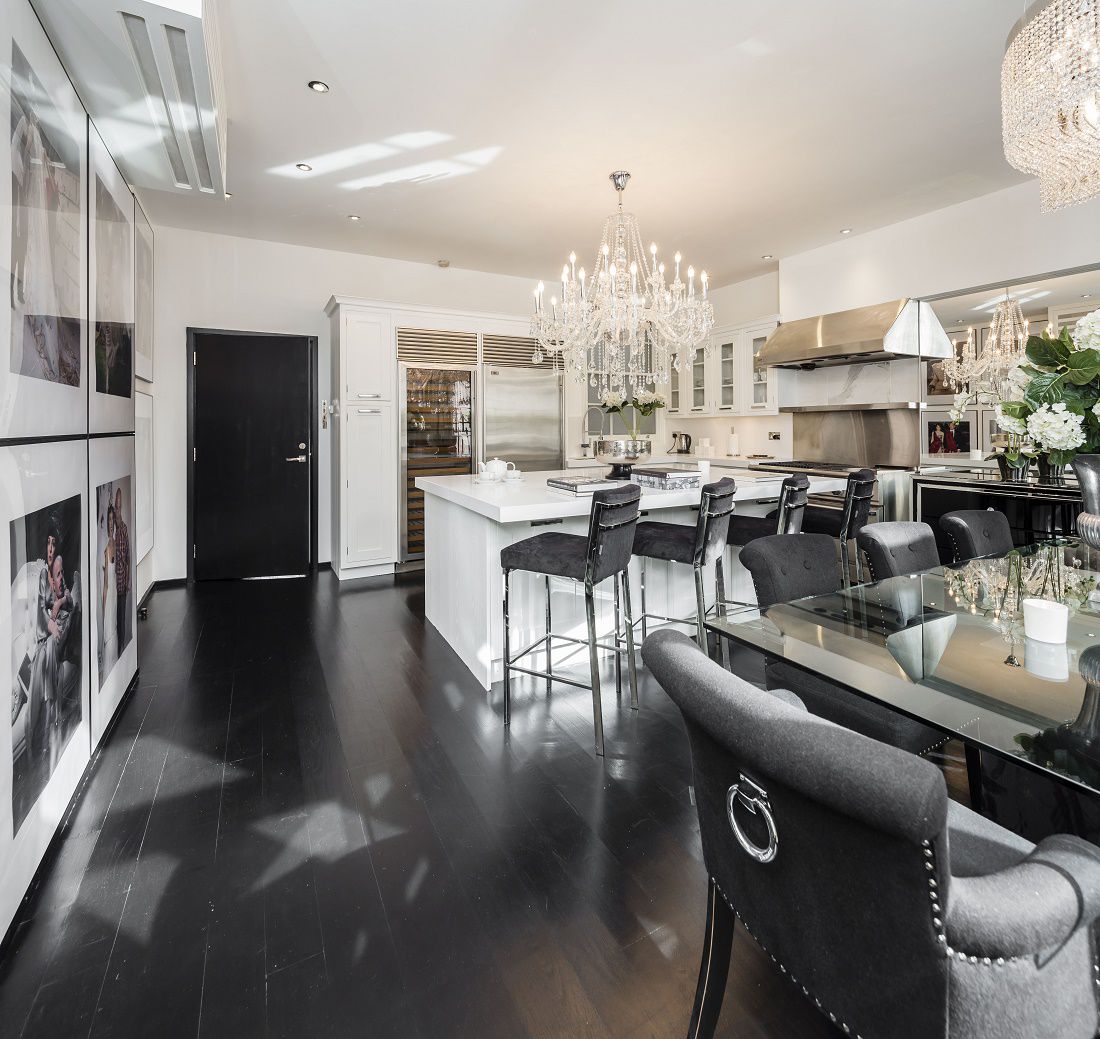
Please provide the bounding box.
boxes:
[191,331,313,579]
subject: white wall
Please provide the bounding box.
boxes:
[779,180,1100,320]
[149,227,532,582]
[709,271,779,326]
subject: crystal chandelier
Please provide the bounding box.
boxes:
[530,171,714,396]
[1002,0,1100,211]
[935,294,1029,393]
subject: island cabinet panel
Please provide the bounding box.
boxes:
[914,477,1080,563]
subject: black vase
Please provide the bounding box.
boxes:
[995,453,1030,482]
[1037,454,1067,483]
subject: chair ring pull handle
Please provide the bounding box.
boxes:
[727,776,778,864]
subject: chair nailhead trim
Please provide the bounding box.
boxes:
[714,882,866,1039]
[922,839,1018,966]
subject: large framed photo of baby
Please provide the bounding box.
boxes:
[88,436,136,744]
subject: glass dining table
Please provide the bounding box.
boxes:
[706,538,1100,807]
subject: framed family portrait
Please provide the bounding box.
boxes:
[924,407,978,458]
[0,438,89,935]
[0,2,88,439]
[88,435,136,745]
[89,124,135,435]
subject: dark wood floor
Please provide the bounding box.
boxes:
[0,573,839,1038]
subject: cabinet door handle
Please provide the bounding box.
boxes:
[357,408,381,414]
[357,393,381,399]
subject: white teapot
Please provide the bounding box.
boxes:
[478,458,516,481]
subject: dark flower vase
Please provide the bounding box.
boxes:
[1038,455,1067,484]
[995,453,1030,482]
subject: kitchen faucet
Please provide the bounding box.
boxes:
[580,405,607,457]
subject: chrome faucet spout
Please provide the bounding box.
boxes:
[581,405,607,456]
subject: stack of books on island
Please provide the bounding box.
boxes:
[545,474,623,495]
[630,464,703,490]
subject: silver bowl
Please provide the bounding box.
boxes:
[593,437,652,479]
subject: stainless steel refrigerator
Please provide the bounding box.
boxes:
[481,367,564,472]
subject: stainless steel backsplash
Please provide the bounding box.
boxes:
[791,408,919,468]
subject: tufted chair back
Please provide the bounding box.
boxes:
[740,533,840,609]
[857,521,940,581]
[940,510,1013,563]
[644,628,1100,1039]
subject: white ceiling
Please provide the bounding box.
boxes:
[931,270,1100,328]
[134,0,1028,288]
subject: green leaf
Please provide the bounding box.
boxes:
[1026,333,1070,368]
[1064,347,1100,385]
[1049,449,1078,466]
[1023,370,1065,408]
[999,400,1030,419]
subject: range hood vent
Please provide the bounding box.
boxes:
[758,299,952,369]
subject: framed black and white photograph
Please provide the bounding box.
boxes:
[924,406,978,457]
[134,198,152,383]
[0,439,89,935]
[88,436,136,745]
[89,125,135,434]
[135,390,153,562]
[0,4,88,439]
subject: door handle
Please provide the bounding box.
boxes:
[357,408,380,414]
[357,393,381,399]
[285,455,307,463]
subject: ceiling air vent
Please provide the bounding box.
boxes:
[31,0,228,198]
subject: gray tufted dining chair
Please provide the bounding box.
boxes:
[940,510,1014,563]
[858,521,941,580]
[643,627,1100,1039]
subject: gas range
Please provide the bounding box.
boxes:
[750,459,862,477]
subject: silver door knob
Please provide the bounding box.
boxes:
[285,454,307,462]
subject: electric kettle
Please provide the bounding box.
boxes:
[670,432,692,454]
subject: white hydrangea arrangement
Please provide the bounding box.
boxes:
[600,388,666,437]
[974,309,1100,468]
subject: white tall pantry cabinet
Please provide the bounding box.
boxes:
[326,296,399,578]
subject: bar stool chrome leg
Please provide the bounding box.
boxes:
[715,556,731,670]
[620,571,639,710]
[693,567,708,653]
[544,575,553,695]
[503,569,512,726]
[584,583,605,756]
[639,558,648,641]
[613,577,622,699]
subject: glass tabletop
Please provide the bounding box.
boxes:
[707,538,1100,797]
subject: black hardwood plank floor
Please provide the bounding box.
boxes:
[0,573,839,1039]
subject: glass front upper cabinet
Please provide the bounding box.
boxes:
[750,330,770,408]
[691,351,706,410]
[669,367,680,412]
[718,341,736,410]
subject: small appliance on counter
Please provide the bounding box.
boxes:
[670,431,692,454]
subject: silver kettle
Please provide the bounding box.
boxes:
[670,432,692,454]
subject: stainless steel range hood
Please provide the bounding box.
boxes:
[758,298,952,369]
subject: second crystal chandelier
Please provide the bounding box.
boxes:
[531,172,714,396]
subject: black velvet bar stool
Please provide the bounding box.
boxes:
[725,473,809,546]
[501,484,641,756]
[631,477,738,652]
[801,467,876,584]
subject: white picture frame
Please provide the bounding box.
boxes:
[88,435,136,745]
[89,123,135,434]
[134,198,153,383]
[135,391,153,562]
[923,406,979,460]
[0,4,88,438]
[0,438,90,936]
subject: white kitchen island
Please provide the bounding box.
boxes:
[416,467,846,690]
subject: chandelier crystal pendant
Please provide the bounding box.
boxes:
[1002,0,1100,211]
[936,294,1029,394]
[531,172,714,396]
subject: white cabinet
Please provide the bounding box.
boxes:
[668,319,779,417]
[326,296,400,578]
[343,404,397,564]
[343,308,394,402]
[741,321,778,414]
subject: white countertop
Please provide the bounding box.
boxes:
[416,467,847,523]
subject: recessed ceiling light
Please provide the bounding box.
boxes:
[1083,293,1093,299]
[437,259,450,268]
[761,254,773,261]
[840,228,852,235]
[224,191,232,199]
[348,214,360,221]
[295,163,313,172]
[307,80,330,93]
